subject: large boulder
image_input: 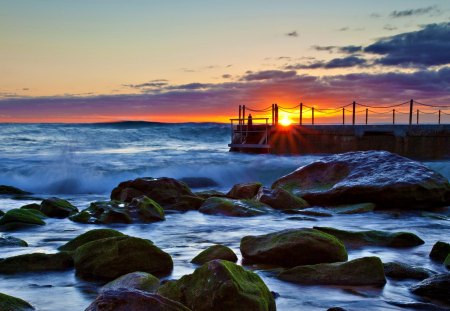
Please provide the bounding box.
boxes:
[0,209,46,231]
[255,187,309,210]
[86,290,191,311]
[383,262,436,280]
[191,244,238,265]
[227,182,262,199]
[240,228,347,267]
[411,273,450,303]
[158,260,276,311]
[199,197,273,217]
[430,241,450,263]
[58,229,126,252]
[278,256,386,286]
[74,236,173,280]
[272,151,450,209]
[101,272,160,293]
[314,227,424,249]
[0,236,28,248]
[0,252,73,274]
[0,292,34,311]
[40,197,78,218]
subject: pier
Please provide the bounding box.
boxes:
[229,100,450,159]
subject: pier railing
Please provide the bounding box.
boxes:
[229,117,270,150]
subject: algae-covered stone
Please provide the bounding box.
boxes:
[255,187,309,210]
[191,244,238,265]
[444,254,450,270]
[240,228,347,267]
[195,190,227,199]
[58,229,125,252]
[128,196,165,222]
[429,241,450,263]
[278,257,386,286]
[74,236,173,280]
[383,262,435,280]
[179,177,218,188]
[411,273,450,303]
[86,290,191,311]
[0,292,34,311]
[101,272,160,293]
[0,185,31,195]
[19,203,41,211]
[40,197,78,218]
[314,227,424,249]
[0,209,46,231]
[199,197,273,217]
[0,236,28,247]
[70,201,131,224]
[0,252,73,274]
[328,202,375,214]
[227,182,262,199]
[158,260,276,311]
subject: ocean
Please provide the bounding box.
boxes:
[0,122,449,310]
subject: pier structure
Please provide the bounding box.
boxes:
[229,99,450,159]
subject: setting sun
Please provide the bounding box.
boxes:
[279,113,292,126]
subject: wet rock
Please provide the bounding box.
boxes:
[0,252,74,274]
[128,196,165,222]
[385,300,449,311]
[0,185,31,195]
[194,190,227,199]
[158,260,276,311]
[314,227,424,249]
[40,197,78,218]
[111,177,200,211]
[255,187,309,210]
[86,290,190,311]
[70,201,132,224]
[0,292,34,310]
[101,272,160,293]
[240,228,347,267]
[0,209,46,231]
[444,254,450,270]
[0,210,3,217]
[411,273,450,303]
[74,236,173,280]
[179,177,218,188]
[19,203,41,211]
[0,235,28,247]
[430,241,450,263]
[169,195,204,212]
[191,244,238,264]
[279,256,386,286]
[272,151,450,209]
[58,229,126,252]
[383,262,436,280]
[227,182,262,199]
[328,202,375,214]
[199,197,273,217]
[285,208,332,217]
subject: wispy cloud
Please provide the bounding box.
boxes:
[286,31,298,37]
[390,6,440,18]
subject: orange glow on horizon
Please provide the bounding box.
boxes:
[279,113,292,126]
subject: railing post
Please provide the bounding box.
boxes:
[409,99,413,125]
[275,104,278,125]
[299,103,303,125]
[393,109,395,125]
[239,105,242,127]
[439,110,441,124]
[352,101,356,125]
[243,105,246,125]
[271,104,274,125]
[365,108,368,125]
[312,107,315,125]
[417,109,419,124]
[342,107,345,125]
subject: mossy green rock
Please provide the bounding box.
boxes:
[278,256,386,286]
[0,185,30,195]
[195,190,227,199]
[227,182,262,199]
[199,197,273,217]
[444,254,450,270]
[430,241,450,263]
[314,227,424,249]
[40,197,78,218]
[19,203,41,211]
[58,229,125,252]
[158,260,276,311]
[128,196,165,222]
[101,272,160,293]
[383,262,435,280]
[191,244,238,265]
[0,209,46,230]
[0,252,73,274]
[240,228,347,267]
[74,236,173,280]
[328,202,376,214]
[70,201,132,224]
[0,236,28,247]
[0,292,34,311]
[255,187,309,210]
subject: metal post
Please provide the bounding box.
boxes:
[243,105,246,125]
[352,101,356,125]
[238,105,242,127]
[275,104,278,125]
[342,107,345,125]
[365,108,368,125]
[393,109,395,125]
[439,110,441,124]
[312,107,315,125]
[271,104,274,125]
[409,99,413,125]
[299,103,303,125]
[417,109,419,124]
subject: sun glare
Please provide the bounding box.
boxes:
[280,113,292,126]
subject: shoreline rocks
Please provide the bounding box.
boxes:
[0,292,34,310]
[0,185,31,196]
[100,272,160,294]
[227,182,262,199]
[0,252,74,274]
[430,241,450,263]
[255,187,309,210]
[191,244,238,265]
[411,273,450,304]
[40,198,78,218]
[58,229,125,252]
[199,197,274,217]
[383,262,436,280]
[0,209,46,231]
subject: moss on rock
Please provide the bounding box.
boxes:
[40,197,78,218]
[58,229,125,252]
[430,241,450,263]
[255,187,309,210]
[0,209,46,231]
[199,197,273,217]
[0,292,34,311]
[0,236,28,248]
[128,196,165,222]
[0,252,73,274]
[227,182,262,199]
[191,244,238,265]
[101,272,160,293]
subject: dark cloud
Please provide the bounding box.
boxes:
[286,56,367,69]
[222,74,232,79]
[339,45,363,54]
[338,27,349,32]
[286,31,298,37]
[240,70,297,81]
[124,80,169,89]
[390,6,440,18]
[383,24,397,31]
[313,45,335,52]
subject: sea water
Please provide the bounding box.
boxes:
[0,122,449,310]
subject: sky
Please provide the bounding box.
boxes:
[1,0,450,122]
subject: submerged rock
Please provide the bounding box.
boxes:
[199,197,273,217]
[0,185,31,196]
[0,292,34,310]
[271,151,450,209]
[101,272,160,293]
[40,197,78,218]
[430,241,450,263]
[0,236,28,247]
[411,273,450,303]
[0,209,46,231]
[255,187,309,210]
[0,252,73,274]
[158,260,276,311]
[240,228,347,267]
[58,229,126,252]
[227,182,262,199]
[179,177,218,188]
[86,290,190,311]
[314,227,424,248]
[191,244,238,265]
[383,262,436,280]
[278,256,386,286]
[74,236,173,280]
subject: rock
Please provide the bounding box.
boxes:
[74,236,173,280]
[286,216,317,221]
[158,260,276,311]
[240,228,347,267]
[444,254,450,270]
[191,244,238,264]
[0,252,74,274]
[255,187,309,210]
[383,262,436,280]
[272,151,450,209]
[167,195,204,212]
[111,177,199,211]
[70,201,132,224]
[19,203,41,211]
[278,256,386,286]
[0,185,31,195]
[385,300,449,311]
[101,272,160,293]
[430,241,450,263]
[85,290,191,311]
[0,209,46,231]
[199,197,273,217]
[58,229,126,252]
[285,209,333,217]
[227,182,262,199]
[0,236,28,247]
[128,196,165,222]
[0,210,3,217]
[0,292,34,310]
[411,273,450,303]
[69,211,91,223]
[179,177,218,188]
[195,190,227,199]
[328,202,375,214]
[314,227,424,249]
[40,197,78,218]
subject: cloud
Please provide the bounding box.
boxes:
[313,45,362,54]
[286,56,367,69]
[338,27,349,32]
[240,70,297,81]
[123,80,169,89]
[370,13,381,18]
[383,24,397,31]
[286,31,298,37]
[390,6,440,18]
[222,74,232,79]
